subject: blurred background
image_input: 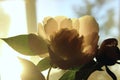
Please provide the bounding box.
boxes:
[0,0,120,80]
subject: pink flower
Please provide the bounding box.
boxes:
[38,15,99,69]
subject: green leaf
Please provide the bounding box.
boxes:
[18,57,45,80]
[1,34,48,56]
[75,60,103,80]
[60,61,104,80]
[37,57,51,71]
[59,70,76,80]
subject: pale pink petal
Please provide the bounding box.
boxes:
[43,16,52,25]
[38,23,47,39]
[79,15,99,54]
[54,16,67,29]
[82,32,99,54]
[44,18,58,36]
[60,18,72,29]
[79,15,99,36]
[54,16,67,23]
[71,18,80,31]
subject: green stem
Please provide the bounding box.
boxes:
[47,64,53,80]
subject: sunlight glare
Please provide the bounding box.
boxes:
[0,0,27,80]
[0,46,23,80]
[0,0,27,36]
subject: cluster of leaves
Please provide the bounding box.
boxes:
[1,34,120,80]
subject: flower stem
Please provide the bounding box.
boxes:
[47,64,53,80]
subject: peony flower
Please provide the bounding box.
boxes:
[38,15,99,69]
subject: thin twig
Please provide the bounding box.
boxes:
[105,65,117,80]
